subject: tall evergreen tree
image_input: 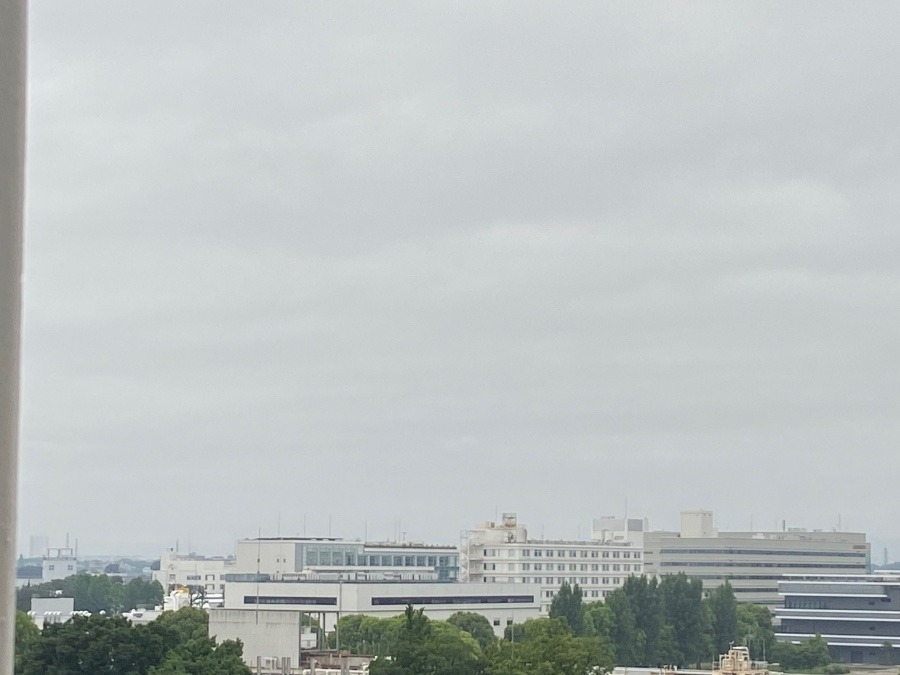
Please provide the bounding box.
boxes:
[606,588,642,665]
[550,582,585,636]
[660,573,711,666]
[708,581,739,655]
[623,575,662,665]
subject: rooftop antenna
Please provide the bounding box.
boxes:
[277,511,281,537]
[255,527,261,624]
[303,513,307,537]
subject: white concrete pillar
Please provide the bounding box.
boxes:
[0,1,27,674]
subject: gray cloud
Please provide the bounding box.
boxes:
[19,1,900,556]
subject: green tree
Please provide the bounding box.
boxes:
[17,606,236,675]
[149,637,251,675]
[14,610,40,673]
[582,601,614,644]
[736,604,774,660]
[622,575,663,664]
[152,607,210,645]
[369,606,484,675]
[879,641,895,666]
[17,573,140,614]
[18,614,169,675]
[485,617,613,675]
[771,635,831,671]
[550,582,585,636]
[606,588,642,665]
[122,578,165,611]
[660,573,711,667]
[330,613,403,654]
[657,624,682,667]
[446,611,496,651]
[707,581,738,655]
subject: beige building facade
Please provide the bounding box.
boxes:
[643,511,870,606]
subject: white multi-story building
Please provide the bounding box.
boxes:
[231,537,459,582]
[643,510,871,607]
[42,547,77,582]
[152,549,235,594]
[461,513,645,613]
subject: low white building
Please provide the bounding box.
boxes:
[29,597,78,629]
[461,513,645,612]
[210,579,540,667]
[42,547,77,582]
[152,549,234,595]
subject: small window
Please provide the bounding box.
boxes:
[493,618,500,626]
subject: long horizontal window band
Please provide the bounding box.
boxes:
[658,549,866,557]
[660,562,864,569]
[244,596,337,606]
[694,574,823,581]
[720,587,779,593]
[371,595,534,606]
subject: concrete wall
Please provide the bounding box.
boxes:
[209,608,316,666]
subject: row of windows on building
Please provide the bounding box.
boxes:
[658,561,866,569]
[483,563,640,573]
[657,548,867,558]
[543,588,613,599]
[483,548,639,559]
[303,550,458,568]
[482,576,625,587]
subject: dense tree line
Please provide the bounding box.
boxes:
[346,606,614,675]
[16,573,164,614]
[553,576,770,667]
[13,573,840,675]
[14,606,249,675]
[332,576,837,674]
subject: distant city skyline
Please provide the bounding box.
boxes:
[19,509,899,565]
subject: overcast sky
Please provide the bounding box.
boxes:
[19,2,900,558]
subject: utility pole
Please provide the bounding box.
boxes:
[0,1,27,673]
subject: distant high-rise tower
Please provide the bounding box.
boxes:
[29,535,48,558]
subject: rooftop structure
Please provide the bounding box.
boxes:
[232,536,459,582]
[41,547,77,583]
